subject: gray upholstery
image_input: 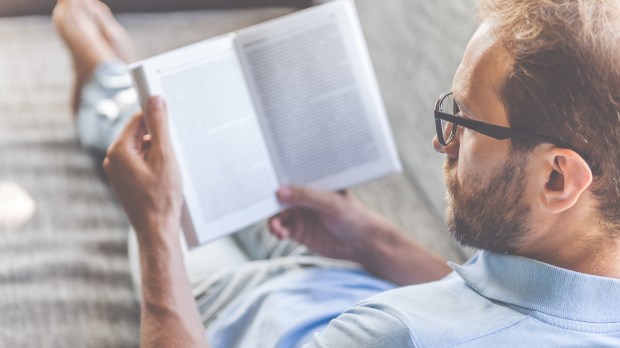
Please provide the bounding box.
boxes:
[0,1,476,346]
[0,0,311,17]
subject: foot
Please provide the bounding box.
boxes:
[53,0,136,114]
[91,1,137,64]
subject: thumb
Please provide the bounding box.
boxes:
[276,186,341,213]
[143,95,172,150]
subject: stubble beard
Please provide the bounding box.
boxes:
[444,154,531,254]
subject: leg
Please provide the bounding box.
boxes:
[54,1,342,329]
[55,0,309,261]
[233,221,312,260]
[54,0,139,153]
[128,228,250,301]
[53,0,250,296]
[53,0,135,113]
[128,221,310,300]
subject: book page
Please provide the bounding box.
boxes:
[236,0,401,191]
[134,35,280,245]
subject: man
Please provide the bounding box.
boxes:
[55,0,620,346]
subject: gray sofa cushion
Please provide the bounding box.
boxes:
[0,0,311,17]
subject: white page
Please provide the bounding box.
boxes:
[133,35,280,245]
[236,0,401,191]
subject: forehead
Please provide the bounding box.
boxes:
[452,22,513,123]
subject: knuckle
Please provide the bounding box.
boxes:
[102,158,111,173]
[104,145,127,169]
[105,149,119,166]
[329,193,345,212]
[288,188,299,202]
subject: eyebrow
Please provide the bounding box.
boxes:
[451,91,467,112]
[452,92,479,121]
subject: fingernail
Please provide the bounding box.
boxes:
[278,186,292,201]
[149,96,163,110]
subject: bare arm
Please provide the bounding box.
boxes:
[352,220,451,285]
[269,187,451,286]
[104,96,208,347]
[137,223,208,348]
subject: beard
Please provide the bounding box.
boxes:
[444,153,531,253]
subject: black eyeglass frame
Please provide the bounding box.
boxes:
[434,92,578,151]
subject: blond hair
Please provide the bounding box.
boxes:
[477,0,620,230]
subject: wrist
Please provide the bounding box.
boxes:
[133,212,182,247]
[350,215,403,264]
[351,217,451,285]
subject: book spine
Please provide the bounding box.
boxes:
[129,65,152,111]
[129,64,202,248]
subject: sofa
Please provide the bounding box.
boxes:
[0,1,475,346]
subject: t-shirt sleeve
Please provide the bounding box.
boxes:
[303,305,416,348]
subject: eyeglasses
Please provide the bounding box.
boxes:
[434,92,577,150]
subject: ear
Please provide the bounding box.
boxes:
[539,148,593,214]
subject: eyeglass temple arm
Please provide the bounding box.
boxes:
[434,105,595,172]
[436,112,575,149]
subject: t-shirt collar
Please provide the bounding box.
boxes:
[450,251,620,323]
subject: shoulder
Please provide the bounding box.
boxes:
[306,272,531,347]
[305,304,416,348]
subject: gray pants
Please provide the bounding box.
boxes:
[79,60,360,328]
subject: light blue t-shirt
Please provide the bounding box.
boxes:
[207,267,396,347]
[309,251,620,347]
[209,251,620,347]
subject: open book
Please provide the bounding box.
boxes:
[130,0,402,248]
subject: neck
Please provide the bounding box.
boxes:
[516,217,620,278]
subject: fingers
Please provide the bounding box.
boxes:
[142,96,172,152]
[103,112,146,174]
[276,186,341,213]
[268,215,291,240]
[107,113,144,156]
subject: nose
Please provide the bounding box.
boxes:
[432,136,442,153]
[432,135,459,159]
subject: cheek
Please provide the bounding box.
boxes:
[456,133,507,184]
[455,133,478,184]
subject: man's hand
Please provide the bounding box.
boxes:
[269,186,451,285]
[103,96,183,242]
[269,186,394,262]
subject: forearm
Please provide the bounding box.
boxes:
[137,221,209,348]
[352,220,452,286]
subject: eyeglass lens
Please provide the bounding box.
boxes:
[439,94,459,145]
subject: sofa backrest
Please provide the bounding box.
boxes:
[0,0,311,17]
